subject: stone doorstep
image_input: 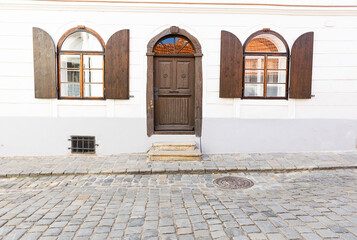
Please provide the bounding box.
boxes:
[151,141,197,151]
[148,142,202,161]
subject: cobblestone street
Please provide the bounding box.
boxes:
[0,169,356,240]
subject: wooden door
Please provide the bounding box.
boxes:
[154,57,195,132]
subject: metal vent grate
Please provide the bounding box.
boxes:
[69,136,96,154]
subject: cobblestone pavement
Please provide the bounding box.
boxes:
[0,169,356,240]
[0,152,356,177]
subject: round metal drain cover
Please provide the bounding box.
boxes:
[213,176,254,189]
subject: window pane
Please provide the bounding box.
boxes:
[244,84,264,97]
[267,56,287,69]
[61,31,103,51]
[83,55,103,69]
[245,34,286,53]
[84,84,103,98]
[245,56,265,69]
[60,55,80,68]
[177,42,195,54]
[60,69,80,83]
[84,70,103,83]
[245,70,264,83]
[61,84,80,97]
[267,84,286,97]
[267,70,286,83]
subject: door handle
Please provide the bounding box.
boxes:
[169,90,179,93]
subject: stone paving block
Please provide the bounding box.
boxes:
[242,225,261,233]
[279,227,301,239]
[301,233,323,240]
[255,220,278,233]
[21,232,42,240]
[267,233,286,240]
[43,227,62,236]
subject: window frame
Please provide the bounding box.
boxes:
[57,26,105,100]
[242,30,290,100]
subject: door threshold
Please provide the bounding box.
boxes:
[154,131,195,135]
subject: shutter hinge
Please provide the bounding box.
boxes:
[311,94,315,97]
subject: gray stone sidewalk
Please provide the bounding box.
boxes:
[0,151,356,177]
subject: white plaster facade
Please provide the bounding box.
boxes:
[0,0,357,156]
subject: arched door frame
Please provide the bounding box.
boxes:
[146,26,203,137]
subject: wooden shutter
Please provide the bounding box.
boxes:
[33,27,57,98]
[289,32,314,99]
[105,29,130,99]
[219,30,243,98]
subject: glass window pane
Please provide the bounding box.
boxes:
[267,84,286,97]
[83,55,103,69]
[267,56,287,69]
[60,55,80,68]
[84,70,103,83]
[177,42,195,54]
[154,42,172,54]
[245,70,264,83]
[61,31,103,51]
[245,56,265,69]
[60,69,80,83]
[244,84,264,97]
[84,84,103,98]
[267,70,286,84]
[246,34,286,53]
[61,84,80,97]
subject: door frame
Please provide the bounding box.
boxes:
[146,26,203,137]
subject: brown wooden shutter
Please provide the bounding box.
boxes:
[289,32,314,99]
[219,30,243,98]
[105,29,130,99]
[33,27,57,98]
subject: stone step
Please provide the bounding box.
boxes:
[152,141,197,151]
[148,142,201,161]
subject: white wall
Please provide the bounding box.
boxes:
[0,1,357,120]
[0,0,356,156]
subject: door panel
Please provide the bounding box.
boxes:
[154,57,195,131]
[176,61,190,89]
[157,60,173,89]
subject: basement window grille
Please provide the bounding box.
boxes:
[69,136,96,154]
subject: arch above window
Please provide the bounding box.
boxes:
[154,35,195,54]
[58,27,105,52]
[244,30,288,53]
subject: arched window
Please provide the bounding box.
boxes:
[154,35,195,54]
[58,27,105,99]
[243,30,289,99]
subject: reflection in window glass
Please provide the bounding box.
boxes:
[267,56,287,69]
[267,84,286,97]
[84,70,103,83]
[267,71,286,84]
[60,69,80,83]
[61,84,81,97]
[61,32,103,51]
[245,34,286,53]
[154,36,195,54]
[84,84,103,98]
[244,84,264,97]
[245,70,264,83]
[83,55,103,69]
[60,55,80,68]
[245,56,265,69]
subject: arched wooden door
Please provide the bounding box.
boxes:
[147,27,203,136]
[153,36,195,132]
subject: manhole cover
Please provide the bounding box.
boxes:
[213,176,254,189]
